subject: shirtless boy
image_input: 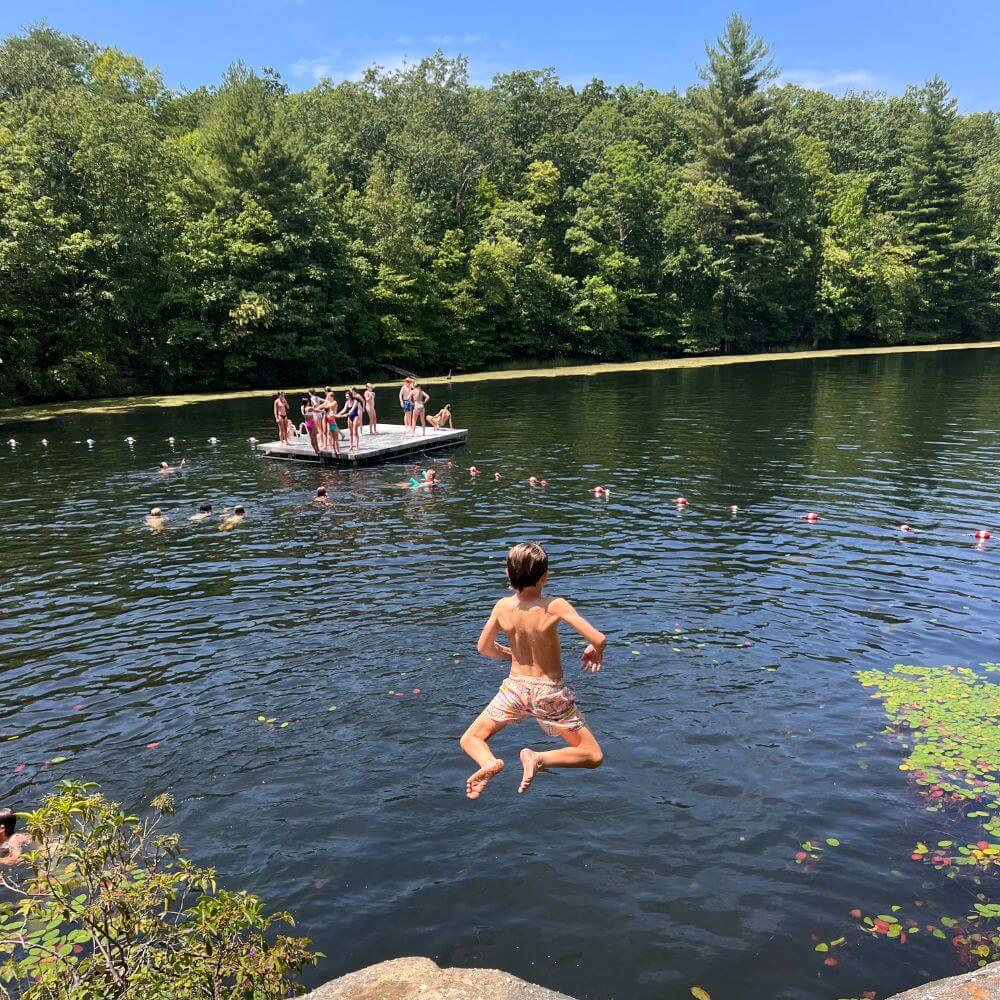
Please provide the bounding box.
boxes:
[460,542,606,799]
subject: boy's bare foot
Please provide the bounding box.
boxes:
[519,748,544,793]
[466,759,504,799]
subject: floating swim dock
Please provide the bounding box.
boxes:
[257,423,467,467]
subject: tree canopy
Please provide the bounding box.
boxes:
[0,18,996,404]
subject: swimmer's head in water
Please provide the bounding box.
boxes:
[506,541,548,591]
[234,505,245,515]
[200,503,212,513]
[426,470,437,482]
[316,487,327,497]
[160,461,169,469]
[150,507,162,517]
[0,808,15,839]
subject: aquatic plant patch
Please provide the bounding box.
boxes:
[854,664,999,966]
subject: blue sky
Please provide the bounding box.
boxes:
[3,0,998,111]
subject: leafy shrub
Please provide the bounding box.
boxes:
[0,781,319,999]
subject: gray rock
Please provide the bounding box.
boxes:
[887,962,1000,999]
[304,957,576,1000]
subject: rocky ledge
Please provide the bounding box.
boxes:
[304,957,575,1000]
[305,956,1000,1000]
[887,962,1000,999]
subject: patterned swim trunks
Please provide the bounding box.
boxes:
[484,674,585,737]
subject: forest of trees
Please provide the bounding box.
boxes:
[1,16,997,404]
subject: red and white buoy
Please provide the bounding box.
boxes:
[593,485,605,497]
[529,476,538,486]
[494,472,501,481]
[973,529,991,541]
[675,497,688,507]
[469,466,478,477]
[728,505,739,514]
[900,524,913,533]
[803,512,820,523]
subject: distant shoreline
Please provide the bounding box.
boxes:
[2,339,998,424]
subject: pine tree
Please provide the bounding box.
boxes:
[897,76,991,338]
[682,14,813,350]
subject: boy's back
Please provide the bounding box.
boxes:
[494,594,570,681]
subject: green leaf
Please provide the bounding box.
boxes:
[825,838,840,847]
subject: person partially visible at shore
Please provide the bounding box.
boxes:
[460,542,606,799]
[0,808,36,867]
[273,391,290,444]
[189,503,213,522]
[219,505,246,531]
[145,507,168,530]
[427,403,454,430]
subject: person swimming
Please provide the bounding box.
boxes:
[397,469,438,489]
[158,459,186,474]
[313,486,332,506]
[219,505,246,531]
[0,808,36,867]
[145,507,167,530]
[189,503,213,522]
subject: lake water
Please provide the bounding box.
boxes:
[1,349,998,1000]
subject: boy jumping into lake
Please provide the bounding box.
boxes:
[460,542,606,799]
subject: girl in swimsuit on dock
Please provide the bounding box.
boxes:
[274,391,290,444]
[364,384,378,435]
[427,403,453,430]
[301,397,321,455]
[344,390,364,452]
[409,383,429,436]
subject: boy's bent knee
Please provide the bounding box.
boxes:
[586,748,604,768]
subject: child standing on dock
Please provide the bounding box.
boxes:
[409,383,429,436]
[460,542,606,799]
[399,378,414,430]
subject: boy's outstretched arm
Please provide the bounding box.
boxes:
[551,599,607,672]
[476,601,513,663]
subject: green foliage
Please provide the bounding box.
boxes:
[0,21,997,404]
[0,781,318,999]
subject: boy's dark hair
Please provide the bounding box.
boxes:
[507,542,548,590]
[0,808,15,836]
[316,486,327,496]
[200,503,212,512]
